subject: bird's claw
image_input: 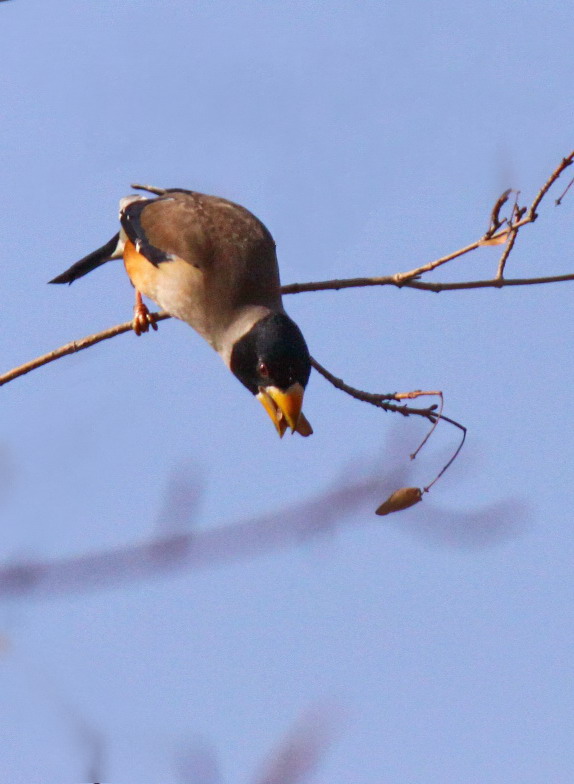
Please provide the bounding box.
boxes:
[132,302,158,336]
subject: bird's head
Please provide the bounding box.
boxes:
[230,313,312,437]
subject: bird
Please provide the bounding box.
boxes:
[49,186,312,437]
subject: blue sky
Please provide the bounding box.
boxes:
[1,1,573,781]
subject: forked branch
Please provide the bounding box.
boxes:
[1,150,573,492]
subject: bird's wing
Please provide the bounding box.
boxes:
[120,190,283,323]
[119,197,176,266]
[120,190,278,272]
[119,192,218,271]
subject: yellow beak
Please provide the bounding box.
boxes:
[257,383,313,438]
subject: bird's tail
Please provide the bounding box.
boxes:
[49,232,123,285]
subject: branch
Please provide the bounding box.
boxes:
[485,188,512,237]
[0,150,572,493]
[4,266,573,390]
[0,313,171,388]
[528,152,574,220]
[310,357,467,490]
[284,149,574,294]
[2,151,572,389]
[309,357,439,421]
[495,225,519,281]
[282,271,574,295]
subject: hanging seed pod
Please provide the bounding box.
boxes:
[375,487,423,516]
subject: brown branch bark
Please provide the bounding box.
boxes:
[0,313,171,388]
[528,152,574,220]
[285,149,573,294]
[495,226,520,281]
[281,271,574,296]
[309,357,439,421]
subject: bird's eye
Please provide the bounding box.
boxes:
[258,362,269,378]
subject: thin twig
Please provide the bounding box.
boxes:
[403,272,574,292]
[485,188,512,238]
[0,313,171,388]
[410,392,444,460]
[310,357,467,488]
[528,151,574,220]
[555,174,574,206]
[309,357,439,421]
[391,239,486,283]
[424,418,467,492]
[283,271,574,295]
[495,226,519,281]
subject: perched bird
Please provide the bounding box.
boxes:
[50,187,312,437]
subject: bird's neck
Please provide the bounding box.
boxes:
[217,305,283,367]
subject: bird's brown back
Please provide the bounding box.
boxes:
[138,191,282,311]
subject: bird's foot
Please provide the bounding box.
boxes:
[132,299,158,336]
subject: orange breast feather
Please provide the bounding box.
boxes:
[123,239,163,302]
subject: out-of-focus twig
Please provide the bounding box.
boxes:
[0,470,384,598]
[174,706,337,784]
[175,737,221,784]
[0,439,528,599]
[251,707,337,784]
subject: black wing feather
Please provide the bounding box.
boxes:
[49,233,121,285]
[120,199,172,267]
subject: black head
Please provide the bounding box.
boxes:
[230,312,311,394]
[230,312,312,437]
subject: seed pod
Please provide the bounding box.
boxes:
[375,487,423,516]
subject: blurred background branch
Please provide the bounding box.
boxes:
[0,436,528,599]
